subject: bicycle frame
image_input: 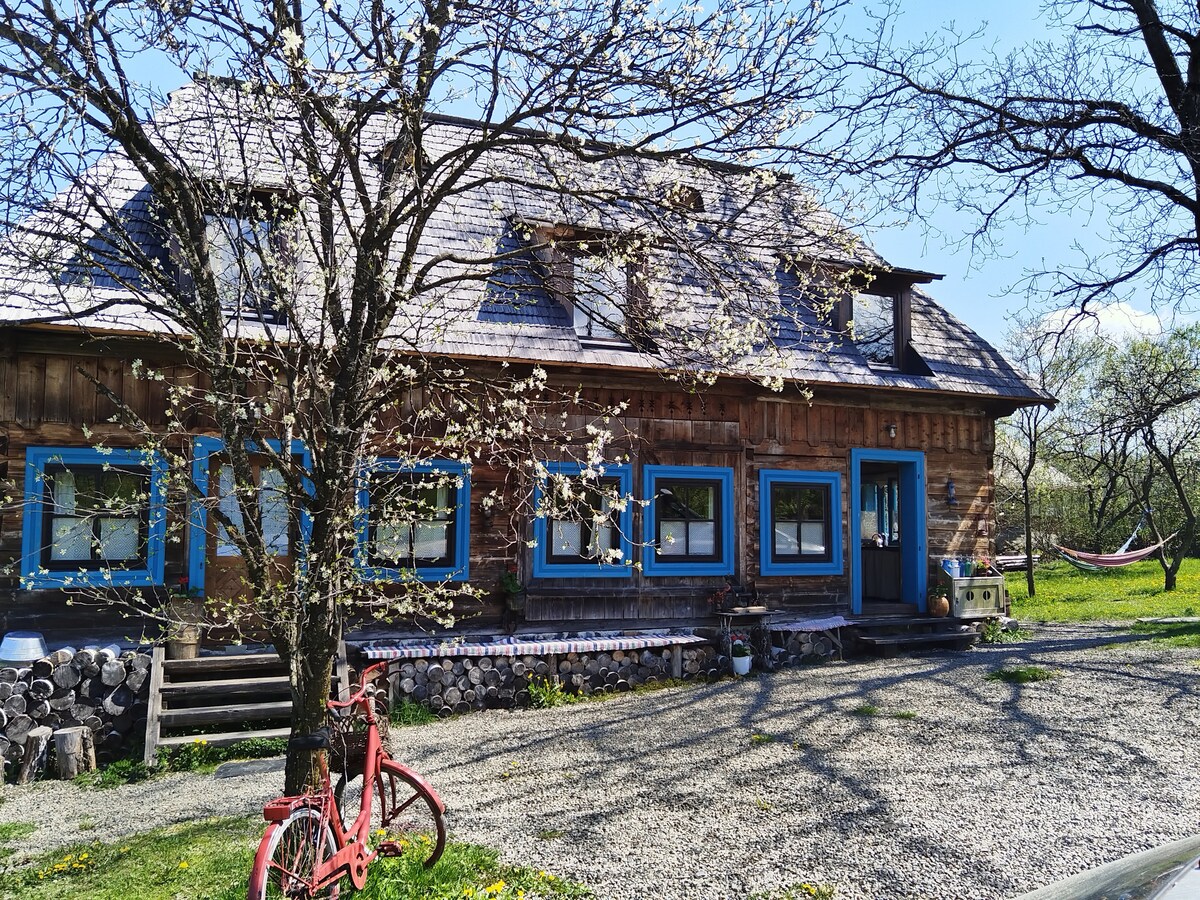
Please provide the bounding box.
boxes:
[250,661,446,896]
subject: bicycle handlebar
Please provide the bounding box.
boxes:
[327,659,390,711]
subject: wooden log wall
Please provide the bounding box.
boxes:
[1,328,1003,638]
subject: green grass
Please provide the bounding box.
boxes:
[1129,620,1200,647]
[850,703,879,716]
[0,824,35,862]
[1007,559,1200,622]
[890,710,918,720]
[986,665,1057,685]
[750,883,837,900]
[391,699,438,727]
[0,816,592,900]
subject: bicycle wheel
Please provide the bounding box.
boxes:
[375,759,447,868]
[250,807,341,899]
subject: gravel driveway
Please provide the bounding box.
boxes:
[4,623,1199,899]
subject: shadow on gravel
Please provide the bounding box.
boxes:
[391,626,1200,899]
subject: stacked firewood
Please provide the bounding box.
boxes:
[0,647,151,781]
[391,644,720,715]
[779,631,838,665]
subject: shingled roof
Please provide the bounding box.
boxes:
[0,83,1049,407]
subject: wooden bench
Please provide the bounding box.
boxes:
[143,644,350,766]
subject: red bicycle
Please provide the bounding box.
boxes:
[247,661,447,898]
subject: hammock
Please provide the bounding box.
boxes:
[1055,508,1175,571]
[1055,536,1174,572]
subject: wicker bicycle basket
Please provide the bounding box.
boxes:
[327,696,390,775]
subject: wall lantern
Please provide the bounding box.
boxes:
[886,423,897,439]
[946,477,958,506]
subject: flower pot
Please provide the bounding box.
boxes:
[731,654,752,676]
[928,594,950,618]
[166,624,202,660]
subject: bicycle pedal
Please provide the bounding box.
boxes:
[377,840,406,857]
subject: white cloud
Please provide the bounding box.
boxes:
[1040,301,1162,343]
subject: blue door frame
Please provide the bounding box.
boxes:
[849,449,928,614]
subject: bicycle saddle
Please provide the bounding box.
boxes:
[289,726,332,751]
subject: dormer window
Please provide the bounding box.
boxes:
[527,224,643,348]
[204,191,292,325]
[851,290,898,367]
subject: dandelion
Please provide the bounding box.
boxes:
[179,860,189,869]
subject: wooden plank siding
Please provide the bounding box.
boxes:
[0,332,1001,637]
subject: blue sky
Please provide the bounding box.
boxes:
[848,0,1164,348]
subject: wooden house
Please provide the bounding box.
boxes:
[0,86,1050,647]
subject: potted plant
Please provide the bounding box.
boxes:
[165,576,205,660]
[927,583,951,618]
[730,638,753,676]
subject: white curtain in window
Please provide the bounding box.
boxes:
[259,468,289,556]
[99,518,139,559]
[216,464,243,556]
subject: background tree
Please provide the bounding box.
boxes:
[1094,326,1200,588]
[996,318,1098,595]
[0,0,857,791]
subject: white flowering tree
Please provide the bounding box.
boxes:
[0,0,861,791]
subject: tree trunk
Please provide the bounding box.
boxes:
[283,626,338,796]
[1022,480,1036,598]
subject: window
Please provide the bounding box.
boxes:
[20,447,167,589]
[642,465,734,576]
[532,462,633,579]
[357,460,470,582]
[204,192,291,324]
[758,469,842,576]
[214,464,290,557]
[186,436,312,595]
[572,252,628,342]
[851,291,896,366]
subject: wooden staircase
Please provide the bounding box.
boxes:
[848,616,980,657]
[143,646,350,766]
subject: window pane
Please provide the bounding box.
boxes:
[551,520,584,556]
[853,292,895,365]
[52,471,77,514]
[51,517,92,560]
[589,525,614,559]
[774,522,800,556]
[800,521,826,555]
[374,523,407,562]
[260,468,289,557]
[659,484,713,521]
[688,521,715,555]
[216,464,242,557]
[99,518,139,559]
[659,520,688,555]
[574,255,625,340]
[412,522,449,559]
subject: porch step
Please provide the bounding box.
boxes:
[159,700,294,727]
[144,646,351,767]
[848,616,980,658]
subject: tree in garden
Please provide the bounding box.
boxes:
[832,0,1200,317]
[996,317,1099,596]
[0,0,858,791]
[1094,326,1200,590]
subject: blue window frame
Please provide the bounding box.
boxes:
[187,436,313,595]
[532,462,633,579]
[758,469,843,576]
[642,465,735,577]
[356,459,470,583]
[20,446,167,589]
